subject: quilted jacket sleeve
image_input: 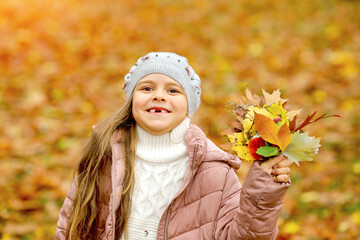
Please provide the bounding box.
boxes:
[215,161,290,240]
[56,180,77,240]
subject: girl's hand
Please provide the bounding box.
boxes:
[259,154,291,183]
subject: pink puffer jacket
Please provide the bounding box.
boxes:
[56,124,290,239]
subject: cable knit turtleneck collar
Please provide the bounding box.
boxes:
[136,118,190,164]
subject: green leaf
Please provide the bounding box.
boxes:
[283,131,321,166]
[256,146,280,157]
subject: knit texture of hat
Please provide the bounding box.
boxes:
[123,52,202,116]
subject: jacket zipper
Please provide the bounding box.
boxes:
[164,146,197,240]
[192,146,197,175]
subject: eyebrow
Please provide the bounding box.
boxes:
[136,80,155,85]
[136,79,182,88]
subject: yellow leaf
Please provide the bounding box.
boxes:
[246,105,278,126]
[353,162,360,174]
[248,42,263,57]
[264,102,289,126]
[233,145,254,161]
[227,133,254,161]
[299,191,320,203]
[328,51,355,65]
[277,124,291,151]
[324,24,340,39]
[1,233,13,240]
[283,221,300,234]
[242,118,253,133]
[227,132,246,145]
[312,90,327,103]
[338,221,350,233]
[254,113,279,145]
[242,106,259,141]
[352,211,360,225]
[253,106,276,119]
[341,63,358,78]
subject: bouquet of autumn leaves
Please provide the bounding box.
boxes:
[222,89,339,166]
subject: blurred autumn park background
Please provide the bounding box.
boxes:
[1,0,360,239]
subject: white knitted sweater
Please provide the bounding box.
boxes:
[121,118,190,240]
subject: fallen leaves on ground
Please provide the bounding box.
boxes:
[1,0,359,239]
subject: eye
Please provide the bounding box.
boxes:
[168,89,180,94]
[141,86,153,91]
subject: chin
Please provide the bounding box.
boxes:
[146,125,170,134]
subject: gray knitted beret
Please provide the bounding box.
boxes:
[123,52,202,116]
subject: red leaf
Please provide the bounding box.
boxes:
[248,137,266,160]
[294,111,317,132]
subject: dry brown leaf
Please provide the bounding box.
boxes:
[289,115,298,131]
[245,88,263,106]
[295,112,341,131]
[287,109,303,121]
[229,121,243,131]
[233,108,247,118]
[219,128,234,136]
[262,89,288,106]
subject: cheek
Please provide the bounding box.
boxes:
[175,97,188,116]
[132,94,144,116]
[133,93,146,107]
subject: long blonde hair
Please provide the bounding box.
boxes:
[65,96,136,240]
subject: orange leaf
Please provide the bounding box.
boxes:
[277,123,291,151]
[254,112,279,145]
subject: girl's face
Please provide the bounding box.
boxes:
[132,73,188,136]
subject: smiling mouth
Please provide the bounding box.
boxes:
[147,108,171,113]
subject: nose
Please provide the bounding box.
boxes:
[152,91,166,102]
[152,95,166,102]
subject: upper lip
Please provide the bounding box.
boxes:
[146,106,171,113]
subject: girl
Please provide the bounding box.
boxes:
[56,52,291,240]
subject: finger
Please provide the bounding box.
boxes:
[274,174,290,183]
[276,159,292,168]
[271,167,291,176]
[261,154,286,170]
